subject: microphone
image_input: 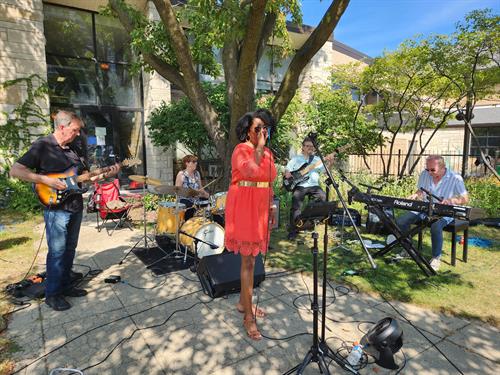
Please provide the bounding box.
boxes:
[179,229,219,249]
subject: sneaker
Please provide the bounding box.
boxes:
[63,287,88,297]
[45,295,71,311]
[429,257,441,271]
[386,234,397,245]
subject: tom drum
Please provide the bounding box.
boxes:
[211,191,227,214]
[156,202,186,234]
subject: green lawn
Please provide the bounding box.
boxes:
[0,210,44,375]
[0,208,498,373]
[267,221,500,326]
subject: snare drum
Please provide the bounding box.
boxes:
[211,191,227,214]
[179,217,224,258]
[156,202,186,234]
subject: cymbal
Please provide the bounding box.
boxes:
[154,185,203,197]
[128,175,162,186]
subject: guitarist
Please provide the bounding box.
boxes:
[10,110,120,311]
[284,137,333,241]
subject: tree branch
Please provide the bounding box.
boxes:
[151,0,226,155]
[271,0,351,123]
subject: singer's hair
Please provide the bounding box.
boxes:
[181,154,198,169]
[235,108,276,142]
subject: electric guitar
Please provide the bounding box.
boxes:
[283,148,345,192]
[33,158,142,207]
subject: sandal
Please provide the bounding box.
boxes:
[243,316,262,341]
[236,304,266,318]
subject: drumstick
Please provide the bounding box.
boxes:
[201,176,221,190]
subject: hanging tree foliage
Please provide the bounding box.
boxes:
[107,0,351,183]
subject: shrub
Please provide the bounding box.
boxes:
[466,176,500,217]
[142,193,162,212]
[0,175,39,213]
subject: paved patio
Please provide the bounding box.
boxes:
[6,213,500,374]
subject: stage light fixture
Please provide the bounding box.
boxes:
[360,317,403,370]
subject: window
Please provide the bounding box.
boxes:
[256,47,292,92]
[470,127,500,157]
[44,5,94,58]
[95,14,133,63]
[44,4,139,107]
[47,55,97,105]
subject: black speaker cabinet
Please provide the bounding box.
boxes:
[197,252,265,298]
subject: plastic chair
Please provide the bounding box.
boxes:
[94,179,134,236]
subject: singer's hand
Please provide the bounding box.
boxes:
[284,171,292,179]
[257,128,267,149]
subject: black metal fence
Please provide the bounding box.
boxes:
[346,151,496,177]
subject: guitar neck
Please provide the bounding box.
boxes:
[76,164,118,183]
[299,153,334,176]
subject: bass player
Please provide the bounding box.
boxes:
[284,137,334,240]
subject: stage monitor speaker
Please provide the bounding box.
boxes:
[197,252,265,298]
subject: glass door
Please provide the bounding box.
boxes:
[79,106,145,186]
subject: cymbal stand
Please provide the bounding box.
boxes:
[118,181,156,265]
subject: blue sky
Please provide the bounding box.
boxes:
[301,0,500,57]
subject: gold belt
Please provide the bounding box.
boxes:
[238,180,270,188]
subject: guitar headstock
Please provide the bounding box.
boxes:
[121,158,142,168]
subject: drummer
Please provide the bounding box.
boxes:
[175,154,210,220]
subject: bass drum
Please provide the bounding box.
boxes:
[179,217,225,258]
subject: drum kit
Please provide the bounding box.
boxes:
[153,184,227,262]
[120,174,228,268]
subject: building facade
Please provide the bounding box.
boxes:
[0,0,370,184]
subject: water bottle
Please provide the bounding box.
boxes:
[346,342,363,366]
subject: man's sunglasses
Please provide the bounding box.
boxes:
[425,168,437,172]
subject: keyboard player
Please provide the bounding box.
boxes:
[389,155,469,271]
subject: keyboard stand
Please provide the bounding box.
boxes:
[368,204,437,276]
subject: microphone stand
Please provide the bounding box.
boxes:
[178,230,219,273]
[286,133,375,375]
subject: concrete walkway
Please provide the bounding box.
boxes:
[6,213,500,374]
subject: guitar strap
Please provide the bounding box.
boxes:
[67,144,88,172]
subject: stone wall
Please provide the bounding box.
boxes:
[0,0,48,120]
[0,0,48,169]
[142,1,174,184]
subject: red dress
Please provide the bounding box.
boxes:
[224,143,277,256]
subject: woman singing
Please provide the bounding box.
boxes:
[224,109,277,341]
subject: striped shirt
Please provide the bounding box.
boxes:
[417,168,467,201]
